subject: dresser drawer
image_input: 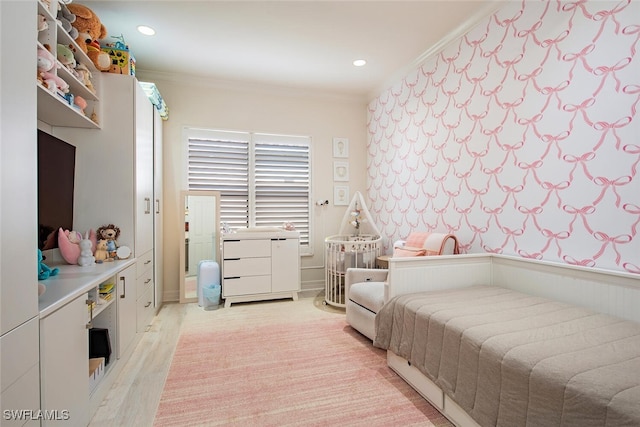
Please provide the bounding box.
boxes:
[136,286,155,333]
[136,268,153,299]
[136,250,153,278]
[223,257,271,277]
[223,239,271,258]
[223,275,271,296]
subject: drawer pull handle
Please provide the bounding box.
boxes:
[144,260,151,265]
[145,279,151,284]
[86,299,93,328]
[144,301,152,308]
[145,197,151,214]
[225,276,241,280]
[120,276,126,298]
[225,258,241,261]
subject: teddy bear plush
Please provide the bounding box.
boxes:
[67,3,111,71]
[94,239,110,263]
[96,224,121,260]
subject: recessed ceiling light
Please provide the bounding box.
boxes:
[137,25,156,36]
[353,59,367,67]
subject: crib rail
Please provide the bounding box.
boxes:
[324,234,381,307]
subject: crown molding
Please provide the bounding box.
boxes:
[367,0,506,102]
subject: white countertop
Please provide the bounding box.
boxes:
[38,258,136,318]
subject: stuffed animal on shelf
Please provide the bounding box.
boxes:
[94,239,110,263]
[77,233,96,267]
[38,14,48,32]
[57,43,77,74]
[58,228,97,265]
[41,71,69,94]
[96,224,121,260]
[74,63,95,93]
[67,3,111,71]
[38,249,59,280]
[56,2,78,40]
[37,45,58,87]
[74,95,88,115]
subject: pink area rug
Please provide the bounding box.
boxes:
[154,317,451,426]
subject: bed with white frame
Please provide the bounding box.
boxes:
[377,253,640,427]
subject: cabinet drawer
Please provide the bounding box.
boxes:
[136,268,153,299]
[1,364,40,427]
[136,250,153,278]
[1,318,39,394]
[136,286,155,333]
[223,239,271,258]
[223,257,271,278]
[223,275,271,296]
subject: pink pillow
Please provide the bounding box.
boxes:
[393,246,427,257]
[404,232,431,248]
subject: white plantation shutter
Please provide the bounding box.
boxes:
[254,133,310,245]
[186,128,311,250]
[187,129,250,229]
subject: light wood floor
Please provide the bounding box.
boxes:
[88,291,342,427]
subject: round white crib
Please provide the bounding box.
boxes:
[324,234,382,307]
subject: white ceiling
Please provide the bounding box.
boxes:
[83,1,503,99]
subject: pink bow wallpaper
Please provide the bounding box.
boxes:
[367,0,639,273]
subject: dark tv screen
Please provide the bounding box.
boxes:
[38,130,76,250]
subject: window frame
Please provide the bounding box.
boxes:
[183,127,313,255]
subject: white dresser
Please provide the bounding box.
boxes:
[221,230,300,307]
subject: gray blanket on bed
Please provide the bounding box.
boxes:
[373,285,640,427]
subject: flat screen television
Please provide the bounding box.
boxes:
[37,130,76,251]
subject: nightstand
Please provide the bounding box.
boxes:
[376,255,390,269]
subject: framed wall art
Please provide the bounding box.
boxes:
[334,185,349,206]
[333,161,349,181]
[333,137,349,158]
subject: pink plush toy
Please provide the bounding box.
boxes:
[37,46,69,93]
[41,71,69,93]
[74,95,87,114]
[37,45,57,74]
[58,227,97,264]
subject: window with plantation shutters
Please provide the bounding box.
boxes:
[186,128,311,252]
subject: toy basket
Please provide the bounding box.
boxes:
[324,234,382,307]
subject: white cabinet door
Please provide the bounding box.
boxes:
[117,264,137,359]
[0,0,39,336]
[40,294,89,426]
[134,83,154,258]
[271,238,300,293]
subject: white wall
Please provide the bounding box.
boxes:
[137,73,368,301]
